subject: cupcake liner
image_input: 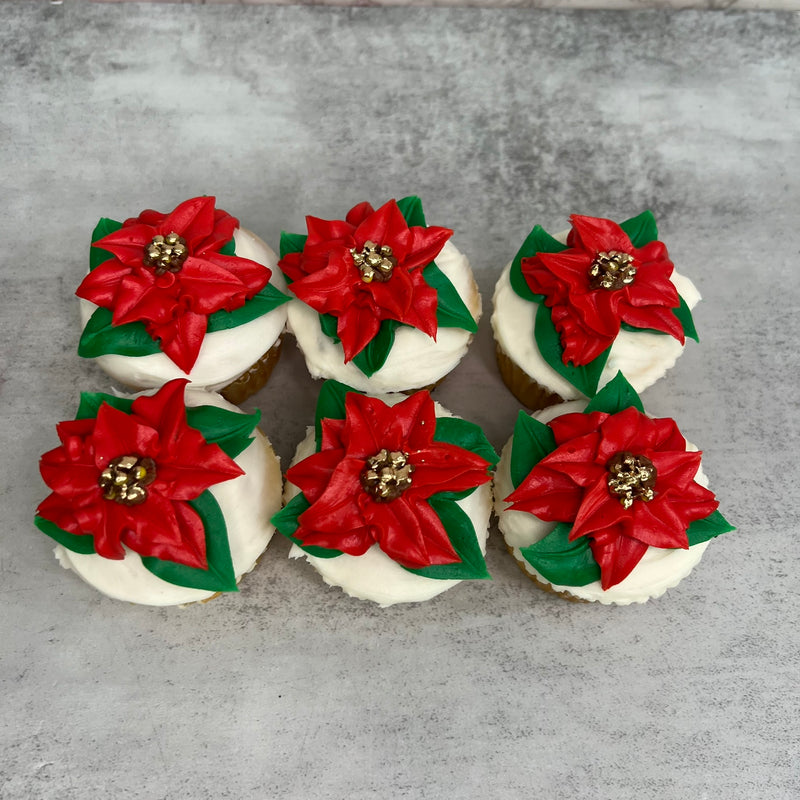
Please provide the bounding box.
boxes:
[221,335,283,405]
[494,340,563,410]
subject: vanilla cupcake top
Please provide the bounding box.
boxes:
[35,380,276,603]
[497,373,734,602]
[272,380,497,601]
[501,211,699,398]
[278,196,480,391]
[76,196,290,386]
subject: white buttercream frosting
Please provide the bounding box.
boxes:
[285,240,481,393]
[54,388,282,606]
[284,397,493,607]
[494,400,711,605]
[490,231,701,400]
[78,227,288,392]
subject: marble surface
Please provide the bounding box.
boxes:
[2,3,799,798]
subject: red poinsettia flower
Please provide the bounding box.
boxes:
[279,200,452,361]
[37,380,243,569]
[287,391,491,569]
[76,196,270,373]
[506,406,718,589]
[521,214,684,365]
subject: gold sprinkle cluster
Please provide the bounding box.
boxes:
[606,451,657,509]
[588,250,636,290]
[98,455,157,506]
[360,448,415,502]
[351,241,397,284]
[143,232,189,275]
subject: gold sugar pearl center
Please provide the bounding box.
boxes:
[98,455,157,506]
[606,451,657,510]
[360,448,415,502]
[351,241,397,284]
[588,250,636,291]
[143,232,189,275]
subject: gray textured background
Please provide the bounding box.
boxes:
[2,3,798,799]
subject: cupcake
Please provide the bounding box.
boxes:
[494,373,734,604]
[278,196,480,393]
[35,379,282,606]
[272,381,496,606]
[76,196,290,403]
[492,211,700,408]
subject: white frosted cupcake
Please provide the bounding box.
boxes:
[492,211,700,408]
[494,373,733,605]
[35,380,281,606]
[278,196,480,393]
[272,381,496,606]
[76,196,290,403]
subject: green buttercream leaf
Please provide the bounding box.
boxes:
[75,391,134,420]
[433,417,498,469]
[619,210,658,247]
[535,303,611,397]
[218,238,235,257]
[509,410,557,488]
[141,492,238,592]
[279,231,307,262]
[423,261,478,332]
[351,321,397,377]
[402,495,490,581]
[686,510,736,546]
[509,224,567,302]
[35,515,96,555]
[319,312,339,340]
[205,282,291,333]
[396,195,427,227]
[519,522,601,587]
[78,307,160,358]
[89,218,123,270]
[674,295,699,342]
[78,282,289,360]
[314,380,357,449]
[185,406,260,460]
[584,372,644,415]
[271,492,344,559]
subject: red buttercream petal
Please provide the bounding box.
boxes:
[623,498,691,550]
[648,450,702,492]
[353,200,410,260]
[589,528,650,589]
[161,197,216,250]
[296,458,366,535]
[337,303,381,362]
[37,491,103,540]
[112,271,175,327]
[76,260,133,307]
[621,304,685,342]
[407,442,491,498]
[40,452,99,498]
[149,311,208,373]
[340,394,396,456]
[120,493,207,569]
[194,208,238,255]
[92,403,160,468]
[305,215,356,248]
[287,448,348,503]
[320,417,347,452]
[94,224,158,266]
[569,215,633,255]
[277,251,304,283]
[594,407,652,463]
[345,202,376,227]
[569,478,628,541]
[401,225,453,271]
[290,253,359,316]
[297,524,375,557]
[360,494,459,569]
[91,501,128,560]
[173,256,265,315]
[505,466,585,520]
[128,378,187,434]
[204,253,270,292]
[390,392,436,450]
[367,267,414,319]
[396,271,439,338]
[548,412,608,445]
